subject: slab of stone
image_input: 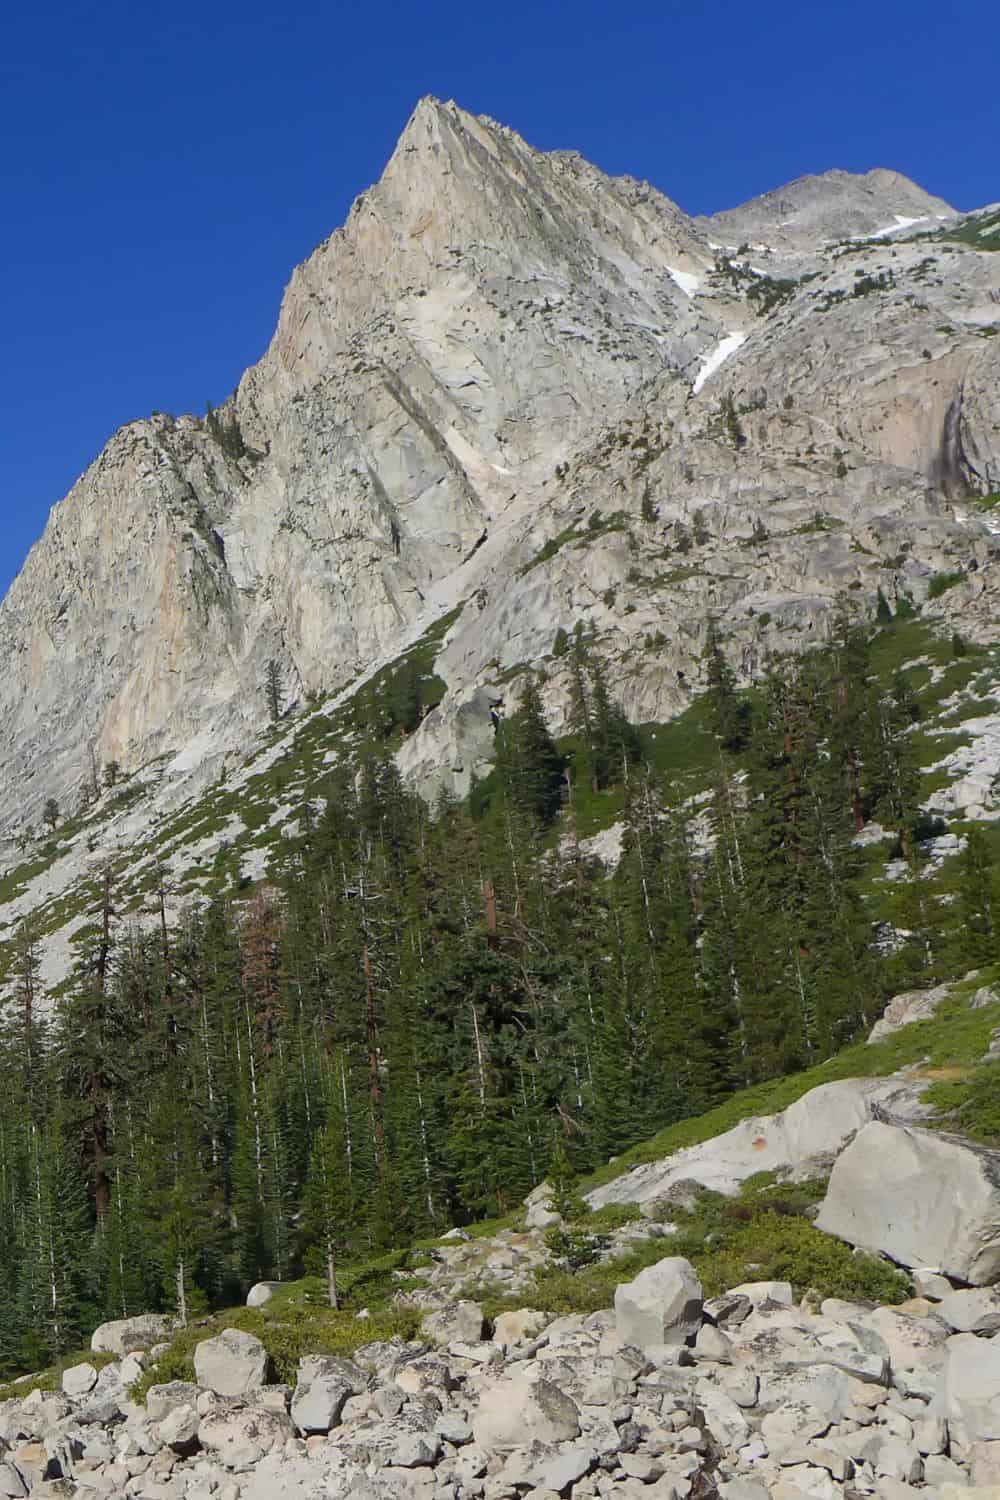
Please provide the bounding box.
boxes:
[472,1375,580,1454]
[91,1315,173,1357]
[194,1330,269,1399]
[614,1257,703,1352]
[934,1336,1000,1443]
[817,1121,1000,1284]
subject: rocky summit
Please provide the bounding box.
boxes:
[5,96,1000,1500]
[2,96,999,837]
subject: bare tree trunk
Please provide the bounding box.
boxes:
[471,1003,487,1110]
[176,1256,188,1328]
[483,880,499,951]
[326,1239,339,1310]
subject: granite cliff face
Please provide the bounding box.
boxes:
[2,96,1000,839]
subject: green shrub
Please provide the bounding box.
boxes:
[130,1298,422,1402]
[928,571,965,600]
[666,1179,911,1303]
[544,1225,603,1269]
[0,1350,118,1404]
[925,1061,1000,1147]
[585,1202,643,1231]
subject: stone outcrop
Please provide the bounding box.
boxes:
[586,1074,931,1209]
[90,1315,173,1357]
[193,1330,269,1399]
[6,1246,1000,1500]
[817,1119,1000,1283]
[697,166,955,253]
[868,981,955,1043]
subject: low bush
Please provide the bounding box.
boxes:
[667,1181,911,1303]
[130,1298,421,1402]
[925,1060,1000,1146]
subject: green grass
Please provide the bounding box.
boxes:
[519,512,631,578]
[941,208,1000,253]
[547,698,721,843]
[927,571,966,600]
[0,1348,118,1403]
[666,1177,911,1302]
[129,1295,422,1402]
[518,523,587,577]
[924,1058,1000,1146]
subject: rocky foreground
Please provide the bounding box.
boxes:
[3,1236,1000,1500]
[3,990,1000,1500]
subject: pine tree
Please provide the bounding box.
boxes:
[959,827,999,964]
[495,679,565,826]
[705,624,750,752]
[265,659,283,723]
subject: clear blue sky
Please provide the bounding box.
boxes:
[2,0,997,599]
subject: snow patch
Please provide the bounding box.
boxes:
[667,266,700,297]
[858,215,929,242]
[692,332,748,395]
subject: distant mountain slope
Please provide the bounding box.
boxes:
[698,166,955,250]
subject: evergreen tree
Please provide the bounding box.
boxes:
[705,624,750,751]
[495,679,565,826]
[265,659,283,723]
[959,827,1000,963]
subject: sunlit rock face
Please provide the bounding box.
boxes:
[2,95,999,831]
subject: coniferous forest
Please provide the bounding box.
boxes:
[0,622,991,1375]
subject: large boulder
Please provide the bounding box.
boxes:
[934,1336,1000,1443]
[614,1256,703,1352]
[937,1286,1000,1333]
[90,1313,173,1356]
[199,1402,295,1470]
[0,1462,27,1498]
[246,1282,282,1309]
[145,1381,201,1422]
[194,1329,269,1398]
[158,1401,200,1450]
[816,1121,1000,1284]
[472,1373,580,1453]
[422,1301,484,1347]
[60,1363,98,1399]
[290,1355,367,1434]
[861,1306,950,1371]
[493,1309,547,1349]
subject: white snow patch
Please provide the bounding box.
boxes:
[857,215,929,242]
[667,266,701,297]
[692,332,748,395]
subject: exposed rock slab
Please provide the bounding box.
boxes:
[817,1120,1000,1283]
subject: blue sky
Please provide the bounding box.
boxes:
[2,0,997,599]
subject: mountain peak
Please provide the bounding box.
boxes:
[699,164,954,248]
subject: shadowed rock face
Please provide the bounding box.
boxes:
[2,96,1000,836]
